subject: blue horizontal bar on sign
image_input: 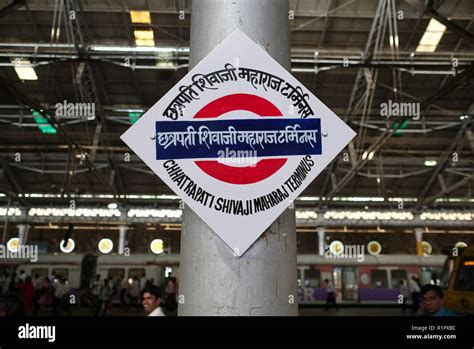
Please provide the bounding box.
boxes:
[155,118,322,160]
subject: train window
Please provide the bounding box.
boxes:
[297,269,301,287]
[454,258,474,292]
[31,268,49,279]
[52,268,69,281]
[371,270,388,288]
[108,268,125,280]
[304,268,321,288]
[390,270,407,287]
[128,268,145,279]
[420,267,441,286]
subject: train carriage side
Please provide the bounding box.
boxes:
[297,254,446,305]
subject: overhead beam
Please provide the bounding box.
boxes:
[424,174,474,205]
[108,154,127,195]
[322,65,474,204]
[421,63,474,109]
[0,158,28,206]
[466,129,474,153]
[425,0,474,47]
[0,207,473,228]
[415,119,473,209]
[0,0,26,19]
[0,72,124,203]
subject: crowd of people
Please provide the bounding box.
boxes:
[1,270,460,317]
[0,270,178,317]
[0,270,70,316]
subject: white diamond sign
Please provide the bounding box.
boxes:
[121,29,356,256]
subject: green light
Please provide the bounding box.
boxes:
[32,110,57,134]
[128,112,143,124]
[392,119,409,136]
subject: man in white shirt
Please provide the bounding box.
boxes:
[52,277,69,315]
[324,278,339,311]
[18,270,27,283]
[139,273,147,292]
[141,285,165,316]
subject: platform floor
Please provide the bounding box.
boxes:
[299,306,415,316]
[30,305,417,316]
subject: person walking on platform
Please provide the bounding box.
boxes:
[19,277,35,315]
[128,276,140,312]
[398,279,410,313]
[52,276,68,315]
[409,276,421,314]
[119,275,127,310]
[90,274,101,316]
[324,278,339,311]
[32,274,43,315]
[99,278,112,316]
[139,273,147,294]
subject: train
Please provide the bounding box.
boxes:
[1,252,449,305]
[297,254,445,304]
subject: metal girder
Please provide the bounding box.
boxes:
[425,0,474,47]
[415,118,473,209]
[62,0,105,165]
[318,0,333,48]
[0,0,26,18]
[320,60,474,207]
[421,63,474,109]
[0,72,69,144]
[108,154,127,196]
[467,129,474,153]
[424,174,474,206]
[0,72,123,203]
[0,158,28,206]
[297,216,474,228]
[88,123,102,162]
[345,0,389,121]
[1,208,474,228]
[318,0,390,207]
[291,0,356,32]
[63,0,102,115]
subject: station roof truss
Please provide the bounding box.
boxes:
[0,0,473,227]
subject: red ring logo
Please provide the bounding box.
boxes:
[193,93,287,185]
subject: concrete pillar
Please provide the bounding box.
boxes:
[317,227,325,256]
[118,225,126,254]
[179,0,297,316]
[414,228,423,256]
[17,224,28,245]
